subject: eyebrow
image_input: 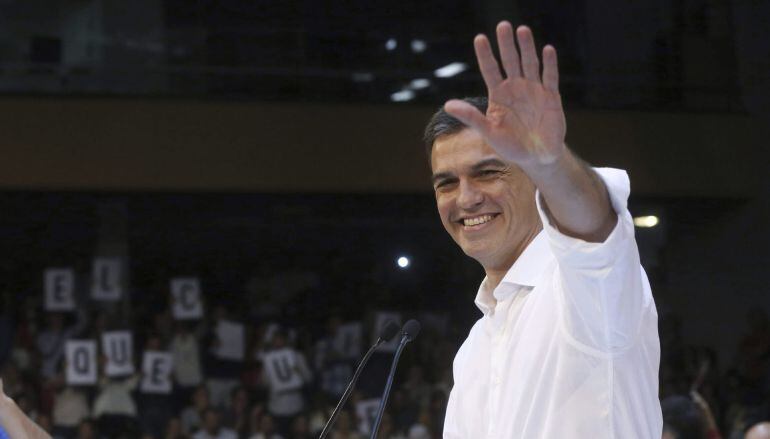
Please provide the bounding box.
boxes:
[431,158,508,184]
[470,158,507,171]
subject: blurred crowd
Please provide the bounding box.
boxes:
[2,279,770,439]
[0,281,457,439]
[659,308,770,438]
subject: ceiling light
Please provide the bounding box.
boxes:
[408,78,431,90]
[385,38,397,51]
[411,39,427,53]
[390,89,415,102]
[397,256,410,269]
[633,215,659,228]
[434,62,468,78]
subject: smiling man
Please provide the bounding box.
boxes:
[424,22,662,438]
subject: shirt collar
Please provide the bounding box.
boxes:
[473,230,552,316]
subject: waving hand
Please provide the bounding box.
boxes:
[445,22,566,169]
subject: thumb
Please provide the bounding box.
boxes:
[444,100,490,136]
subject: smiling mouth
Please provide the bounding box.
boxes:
[459,214,498,228]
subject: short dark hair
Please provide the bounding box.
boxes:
[422,97,488,162]
[661,395,706,439]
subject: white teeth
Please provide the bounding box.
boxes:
[463,215,493,226]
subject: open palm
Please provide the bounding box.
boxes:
[445,22,566,168]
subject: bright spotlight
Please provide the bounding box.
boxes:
[408,78,431,90]
[397,256,410,268]
[411,39,427,53]
[633,215,659,228]
[390,89,415,102]
[434,62,468,78]
[385,38,398,51]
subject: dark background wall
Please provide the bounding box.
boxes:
[0,98,766,197]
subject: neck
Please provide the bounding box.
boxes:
[483,227,541,290]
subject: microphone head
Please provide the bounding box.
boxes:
[379,320,400,342]
[401,319,421,342]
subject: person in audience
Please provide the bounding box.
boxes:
[163,416,187,439]
[37,311,88,381]
[181,384,210,435]
[221,386,249,437]
[262,329,312,436]
[403,366,431,411]
[191,408,237,439]
[286,415,311,439]
[204,306,242,408]
[51,385,90,437]
[661,395,708,439]
[92,354,140,437]
[329,410,361,439]
[377,413,406,439]
[313,315,352,401]
[170,322,203,409]
[138,333,178,439]
[75,418,97,439]
[249,412,283,439]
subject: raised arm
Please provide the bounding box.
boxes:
[444,22,616,242]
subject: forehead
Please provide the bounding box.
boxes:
[430,129,502,173]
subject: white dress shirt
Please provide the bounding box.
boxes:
[443,168,662,439]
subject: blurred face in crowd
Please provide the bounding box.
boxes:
[77,421,95,439]
[232,387,248,412]
[192,385,209,410]
[203,410,220,434]
[431,129,541,271]
[165,417,182,438]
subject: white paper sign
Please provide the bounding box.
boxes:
[214,320,244,361]
[335,322,363,359]
[140,351,173,393]
[374,312,402,353]
[102,331,134,377]
[263,348,303,392]
[44,268,75,311]
[355,398,382,435]
[65,340,97,385]
[170,278,203,320]
[91,258,122,301]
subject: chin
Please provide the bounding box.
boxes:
[460,242,493,263]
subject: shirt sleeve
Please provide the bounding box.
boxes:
[535,167,653,354]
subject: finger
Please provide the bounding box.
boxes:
[496,21,521,79]
[516,25,540,82]
[542,45,559,93]
[473,34,504,90]
[444,99,490,136]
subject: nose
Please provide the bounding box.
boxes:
[456,179,484,210]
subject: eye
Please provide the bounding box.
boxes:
[479,169,501,177]
[434,179,457,190]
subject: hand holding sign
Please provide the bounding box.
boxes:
[65,340,97,385]
[170,278,203,320]
[44,268,75,311]
[102,331,134,377]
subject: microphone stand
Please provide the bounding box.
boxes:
[368,336,409,439]
[318,338,385,439]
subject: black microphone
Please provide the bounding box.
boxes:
[318,320,400,439]
[369,319,421,439]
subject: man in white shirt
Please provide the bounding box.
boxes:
[424,22,662,438]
